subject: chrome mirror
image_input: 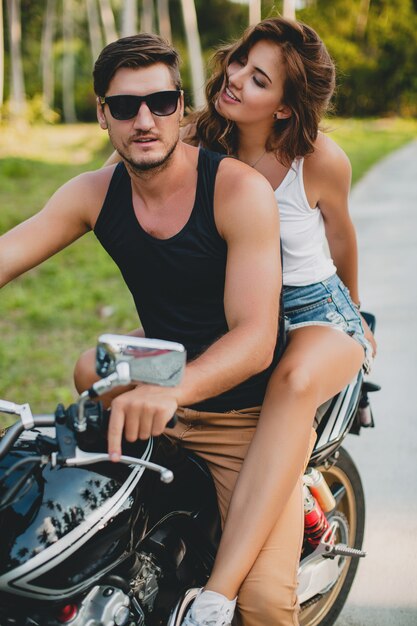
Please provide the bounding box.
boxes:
[96,334,186,387]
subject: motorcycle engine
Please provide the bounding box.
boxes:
[0,553,162,626]
[130,552,162,613]
[61,553,161,625]
[58,585,139,626]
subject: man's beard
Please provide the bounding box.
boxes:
[118,137,179,176]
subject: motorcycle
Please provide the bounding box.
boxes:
[0,313,379,626]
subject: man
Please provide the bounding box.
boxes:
[0,34,283,626]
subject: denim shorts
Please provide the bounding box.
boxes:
[283,273,372,371]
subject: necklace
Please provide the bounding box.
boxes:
[248,149,267,169]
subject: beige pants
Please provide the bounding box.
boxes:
[168,406,315,626]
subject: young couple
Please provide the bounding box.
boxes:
[0,16,375,626]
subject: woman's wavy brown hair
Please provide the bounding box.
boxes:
[188,17,335,166]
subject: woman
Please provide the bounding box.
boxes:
[103,17,375,626]
[179,16,375,626]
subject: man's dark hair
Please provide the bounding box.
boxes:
[93,33,182,96]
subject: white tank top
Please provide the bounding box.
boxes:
[275,157,336,286]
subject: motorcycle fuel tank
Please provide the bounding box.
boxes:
[0,431,152,602]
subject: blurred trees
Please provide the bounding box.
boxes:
[41,0,56,114]
[62,0,77,121]
[99,0,117,43]
[0,0,416,123]
[6,0,26,118]
[297,0,417,116]
[180,0,205,107]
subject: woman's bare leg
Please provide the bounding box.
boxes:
[205,325,364,599]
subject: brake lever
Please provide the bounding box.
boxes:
[0,400,34,429]
[61,447,174,483]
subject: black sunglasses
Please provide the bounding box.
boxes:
[99,90,182,120]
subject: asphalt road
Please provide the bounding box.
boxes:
[334,141,417,625]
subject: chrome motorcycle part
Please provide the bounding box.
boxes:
[96,334,186,386]
[321,537,366,559]
[298,514,365,604]
[57,585,131,626]
[65,446,174,483]
[0,415,56,461]
[0,400,34,429]
[77,362,131,431]
[298,514,349,603]
[304,467,336,513]
[130,552,162,612]
[299,448,365,626]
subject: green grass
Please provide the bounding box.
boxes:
[328,117,417,184]
[0,124,139,422]
[0,117,416,427]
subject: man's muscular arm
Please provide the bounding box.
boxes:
[107,159,281,457]
[0,168,112,288]
[178,158,281,403]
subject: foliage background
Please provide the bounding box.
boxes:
[1,0,417,121]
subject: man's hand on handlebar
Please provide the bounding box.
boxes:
[108,385,179,461]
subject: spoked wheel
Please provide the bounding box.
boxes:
[299,447,365,626]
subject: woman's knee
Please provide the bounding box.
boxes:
[273,360,317,399]
[73,347,97,393]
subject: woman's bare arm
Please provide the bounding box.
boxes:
[306,135,376,353]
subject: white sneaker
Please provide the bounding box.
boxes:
[182,589,237,626]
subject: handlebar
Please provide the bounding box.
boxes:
[0,415,55,460]
[1,346,182,500]
[0,406,177,462]
[0,404,176,489]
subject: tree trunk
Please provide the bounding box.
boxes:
[86,0,103,63]
[41,0,56,113]
[62,0,77,122]
[122,0,138,37]
[356,0,371,38]
[0,0,4,115]
[157,0,171,41]
[141,0,154,34]
[283,0,296,20]
[6,0,26,118]
[249,0,261,25]
[180,0,205,108]
[98,0,117,44]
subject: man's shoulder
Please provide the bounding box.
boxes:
[216,154,274,195]
[64,164,117,204]
[53,164,118,227]
[213,157,278,239]
[74,163,118,190]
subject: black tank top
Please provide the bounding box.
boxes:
[94,148,280,411]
